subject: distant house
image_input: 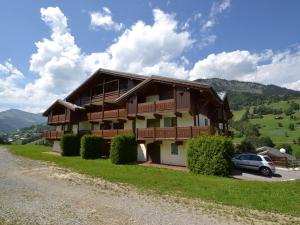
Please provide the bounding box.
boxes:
[256,146,297,167]
[274,116,283,120]
[43,68,232,166]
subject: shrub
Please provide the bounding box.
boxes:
[276,143,293,155]
[244,135,275,148]
[187,135,235,177]
[235,140,256,153]
[288,123,295,131]
[110,133,137,164]
[80,135,104,159]
[60,134,80,156]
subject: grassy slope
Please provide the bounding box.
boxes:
[232,99,300,157]
[5,144,300,217]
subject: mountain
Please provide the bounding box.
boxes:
[0,109,46,133]
[195,78,300,110]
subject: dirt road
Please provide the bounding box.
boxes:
[0,147,298,225]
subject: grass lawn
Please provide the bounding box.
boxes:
[4,144,300,217]
[232,99,300,157]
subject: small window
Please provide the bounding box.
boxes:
[171,143,178,155]
[147,119,160,128]
[204,118,208,126]
[164,117,177,127]
[250,155,262,161]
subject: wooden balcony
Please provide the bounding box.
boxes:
[87,109,127,121]
[43,131,64,140]
[91,129,133,139]
[81,89,128,106]
[137,99,175,114]
[48,114,69,124]
[136,126,213,141]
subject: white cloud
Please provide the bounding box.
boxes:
[90,7,124,31]
[84,8,193,79]
[201,0,231,31]
[189,46,300,91]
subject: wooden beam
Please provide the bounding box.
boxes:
[154,140,162,145]
[127,115,136,120]
[136,115,145,120]
[174,112,182,117]
[117,119,127,123]
[175,141,183,145]
[153,113,162,119]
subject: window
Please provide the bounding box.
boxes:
[250,155,262,161]
[147,119,160,128]
[204,118,208,126]
[171,143,178,155]
[113,122,124,129]
[164,117,177,127]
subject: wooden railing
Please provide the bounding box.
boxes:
[137,99,176,114]
[91,129,132,139]
[81,89,128,105]
[136,126,212,140]
[43,131,64,140]
[48,114,69,124]
[87,109,127,121]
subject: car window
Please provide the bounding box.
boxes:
[249,155,262,161]
[263,156,272,162]
[239,155,251,160]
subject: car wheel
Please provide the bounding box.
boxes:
[260,167,271,177]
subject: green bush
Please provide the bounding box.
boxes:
[80,135,104,159]
[60,134,80,156]
[110,133,137,164]
[235,140,256,153]
[187,135,235,177]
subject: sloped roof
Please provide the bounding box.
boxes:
[65,68,146,101]
[256,146,297,161]
[115,75,222,103]
[43,99,84,116]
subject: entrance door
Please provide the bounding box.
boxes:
[147,143,161,163]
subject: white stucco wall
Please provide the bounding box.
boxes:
[199,114,210,126]
[177,113,194,127]
[55,125,62,131]
[160,141,187,166]
[52,140,62,153]
[79,121,91,130]
[137,143,147,161]
[72,124,78,134]
[124,120,132,129]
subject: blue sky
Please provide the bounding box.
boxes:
[0,0,300,112]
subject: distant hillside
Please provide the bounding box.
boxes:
[0,109,46,133]
[195,78,300,110]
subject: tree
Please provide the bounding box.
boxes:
[285,107,294,116]
[0,136,5,144]
[278,122,283,127]
[244,136,274,148]
[288,123,295,131]
[297,137,300,145]
[236,140,256,153]
[276,144,293,155]
[241,108,250,121]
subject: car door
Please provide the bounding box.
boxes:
[236,154,252,169]
[248,155,262,171]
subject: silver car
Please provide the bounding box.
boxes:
[232,153,276,176]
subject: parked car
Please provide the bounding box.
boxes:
[232,153,276,176]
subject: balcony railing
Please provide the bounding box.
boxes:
[87,109,127,121]
[91,129,133,139]
[81,89,128,106]
[136,126,213,140]
[43,131,64,140]
[48,114,69,124]
[137,99,176,114]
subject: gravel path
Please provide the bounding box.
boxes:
[0,147,298,225]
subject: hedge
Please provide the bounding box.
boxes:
[80,135,104,159]
[60,134,80,156]
[187,135,235,177]
[110,133,137,164]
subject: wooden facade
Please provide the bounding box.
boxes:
[43,69,232,143]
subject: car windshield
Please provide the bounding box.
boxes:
[263,156,272,162]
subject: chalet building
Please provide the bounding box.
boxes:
[43,68,232,166]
